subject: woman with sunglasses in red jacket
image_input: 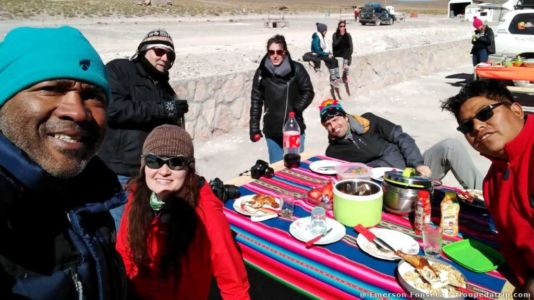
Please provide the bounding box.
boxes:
[116,124,250,300]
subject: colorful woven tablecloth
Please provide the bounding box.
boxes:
[223,155,509,299]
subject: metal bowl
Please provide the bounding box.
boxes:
[382,180,420,215]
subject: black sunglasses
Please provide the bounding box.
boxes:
[457,102,505,134]
[144,154,191,171]
[152,48,176,62]
[268,49,284,56]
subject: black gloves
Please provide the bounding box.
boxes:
[163,99,189,119]
[175,99,189,115]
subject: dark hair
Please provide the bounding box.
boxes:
[441,79,515,120]
[127,165,200,280]
[266,34,289,54]
[336,20,347,35]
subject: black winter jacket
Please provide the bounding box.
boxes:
[471,26,495,55]
[98,58,178,177]
[332,32,354,64]
[325,113,424,168]
[0,133,127,300]
[250,55,315,141]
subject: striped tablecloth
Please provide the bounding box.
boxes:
[223,155,509,299]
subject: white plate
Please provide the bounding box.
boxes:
[309,160,341,175]
[397,258,466,299]
[356,228,420,260]
[289,217,346,245]
[233,194,282,217]
[370,167,397,183]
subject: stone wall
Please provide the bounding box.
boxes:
[172,39,471,140]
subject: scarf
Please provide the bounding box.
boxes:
[317,31,329,53]
[264,56,292,78]
[150,192,165,211]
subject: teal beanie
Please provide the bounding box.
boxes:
[0,26,109,107]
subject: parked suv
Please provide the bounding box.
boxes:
[360,6,395,26]
[494,9,534,58]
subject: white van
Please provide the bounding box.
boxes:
[494,9,534,57]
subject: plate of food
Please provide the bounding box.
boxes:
[233,194,282,217]
[397,258,467,299]
[309,160,341,175]
[456,189,486,210]
[356,228,420,260]
[289,217,346,245]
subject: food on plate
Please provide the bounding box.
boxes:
[401,261,467,298]
[246,194,279,209]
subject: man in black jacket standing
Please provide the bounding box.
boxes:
[319,99,483,190]
[250,35,315,163]
[98,29,188,228]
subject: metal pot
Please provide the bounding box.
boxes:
[382,168,432,215]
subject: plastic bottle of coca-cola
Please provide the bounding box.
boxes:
[283,112,301,168]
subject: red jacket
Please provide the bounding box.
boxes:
[116,182,250,300]
[483,116,534,286]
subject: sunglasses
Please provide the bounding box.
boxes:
[144,154,191,171]
[457,102,505,134]
[268,49,285,56]
[152,48,176,61]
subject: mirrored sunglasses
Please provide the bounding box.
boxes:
[268,49,284,56]
[153,48,176,61]
[144,154,191,170]
[457,102,505,134]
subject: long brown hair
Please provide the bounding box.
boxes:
[127,164,200,278]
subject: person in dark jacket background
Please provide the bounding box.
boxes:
[0,26,126,299]
[250,34,315,163]
[98,28,189,229]
[319,99,483,189]
[332,20,354,84]
[471,16,495,66]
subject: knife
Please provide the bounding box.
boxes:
[305,227,333,248]
[354,224,397,253]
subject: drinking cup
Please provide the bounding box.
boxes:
[310,207,327,235]
[422,224,442,258]
[280,195,295,218]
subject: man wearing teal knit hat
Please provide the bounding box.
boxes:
[0,26,126,299]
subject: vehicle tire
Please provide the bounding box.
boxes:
[375,19,380,26]
[390,18,395,25]
[360,22,366,25]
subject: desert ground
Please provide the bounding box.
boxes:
[0,8,486,188]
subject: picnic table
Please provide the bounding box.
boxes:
[223,155,515,299]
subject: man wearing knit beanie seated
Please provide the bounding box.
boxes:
[0,26,126,299]
[99,28,189,230]
[318,99,483,190]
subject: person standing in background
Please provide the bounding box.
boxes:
[250,34,315,163]
[98,29,189,229]
[332,20,354,84]
[471,16,495,66]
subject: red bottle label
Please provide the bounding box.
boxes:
[283,131,300,148]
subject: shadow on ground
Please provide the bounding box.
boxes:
[445,73,473,87]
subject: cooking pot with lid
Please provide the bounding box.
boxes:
[382,168,433,215]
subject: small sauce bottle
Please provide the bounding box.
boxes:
[414,190,431,235]
[440,192,460,237]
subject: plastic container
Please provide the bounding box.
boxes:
[442,239,504,273]
[335,162,371,181]
[333,179,383,227]
[283,112,301,168]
